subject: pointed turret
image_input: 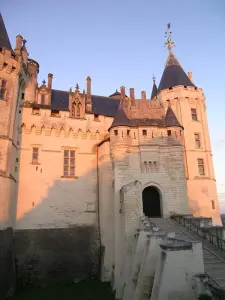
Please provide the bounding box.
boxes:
[109,107,130,130]
[158,26,195,92]
[151,75,158,99]
[158,51,195,92]
[165,106,182,128]
[0,13,12,50]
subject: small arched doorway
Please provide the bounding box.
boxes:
[142,186,162,218]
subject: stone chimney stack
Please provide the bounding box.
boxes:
[188,72,193,83]
[141,91,146,100]
[86,76,91,100]
[130,88,135,106]
[15,35,23,56]
[21,39,28,65]
[120,86,125,97]
[48,73,53,90]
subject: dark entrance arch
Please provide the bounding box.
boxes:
[142,186,161,218]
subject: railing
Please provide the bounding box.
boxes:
[170,212,225,252]
[195,273,225,300]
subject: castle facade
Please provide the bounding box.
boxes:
[0,14,221,291]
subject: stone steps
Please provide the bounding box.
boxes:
[149,218,225,289]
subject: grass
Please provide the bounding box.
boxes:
[11,280,115,300]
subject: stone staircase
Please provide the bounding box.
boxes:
[149,217,225,289]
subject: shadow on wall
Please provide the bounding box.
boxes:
[13,173,101,289]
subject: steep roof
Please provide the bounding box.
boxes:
[31,89,120,117]
[0,13,12,50]
[158,51,195,92]
[151,82,158,99]
[109,107,130,129]
[165,106,182,128]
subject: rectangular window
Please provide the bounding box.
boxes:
[114,130,118,136]
[143,129,147,136]
[21,93,25,100]
[127,130,130,136]
[197,158,205,176]
[191,108,198,121]
[64,150,75,176]
[0,79,7,100]
[51,110,60,117]
[32,147,39,164]
[212,200,215,210]
[194,133,201,148]
[167,130,172,136]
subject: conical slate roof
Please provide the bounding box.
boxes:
[158,51,195,92]
[109,107,130,129]
[109,90,121,97]
[165,106,182,128]
[151,82,158,99]
[0,13,12,50]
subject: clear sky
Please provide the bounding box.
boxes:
[1,0,225,211]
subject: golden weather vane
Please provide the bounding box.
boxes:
[164,23,175,52]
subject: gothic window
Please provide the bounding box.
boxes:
[63,150,75,177]
[77,103,81,118]
[32,147,39,164]
[72,102,76,117]
[191,108,198,121]
[0,79,7,100]
[197,158,205,176]
[194,133,201,148]
[41,94,45,105]
[71,101,81,118]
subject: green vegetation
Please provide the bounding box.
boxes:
[198,293,212,300]
[11,280,115,300]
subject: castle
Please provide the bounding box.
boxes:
[0,13,222,298]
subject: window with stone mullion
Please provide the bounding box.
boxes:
[64,150,75,176]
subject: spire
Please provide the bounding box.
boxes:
[151,75,158,99]
[0,13,12,50]
[158,24,195,92]
[165,106,182,128]
[109,107,130,130]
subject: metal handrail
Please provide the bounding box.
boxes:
[170,212,225,252]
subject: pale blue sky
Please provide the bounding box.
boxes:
[1,0,225,211]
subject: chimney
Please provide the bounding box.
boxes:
[120,86,125,97]
[130,88,135,106]
[15,35,23,56]
[48,73,53,89]
[86,76,91,100]
[188,72,193,83]
[141,91,146,100]
[21,39,28,65]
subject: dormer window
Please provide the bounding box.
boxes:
[0,79,7,100]
[72,101,81,119]
[41,94,45,105]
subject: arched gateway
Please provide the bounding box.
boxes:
[142,186,162,218]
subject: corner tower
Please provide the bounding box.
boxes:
[158,26,221,225]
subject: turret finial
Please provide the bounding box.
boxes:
[42,79,46,86]
[75,83,79,92]
[164,23,175,52]
[152,74,156,84]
